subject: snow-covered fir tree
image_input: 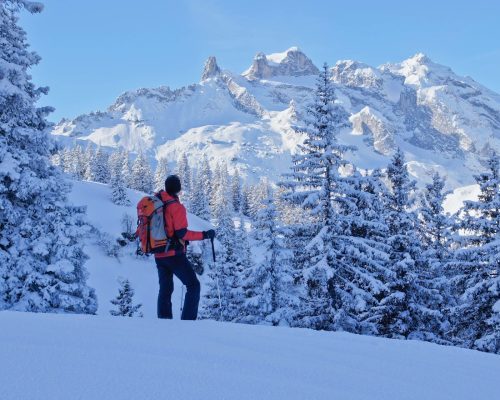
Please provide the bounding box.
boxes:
[248,179,269,220]
[231,169,243,213]
[280,63,391,333]
[130,151,153,193]
[154,157,169,192]
[110,167,130,206]
[201,184,244,322]
[197,154,212,215]
[110,278,143,317]
[0,1,96,313]
[109,150,130,206]
[176,153,191,196]
[69,145,85,180]
[120,150,131,187]
[417,172,454,339]
[190,168,211,221]
[380,148,441,340]
[240,183,251,217]
[243,189,293,325]
[83,143,95,181]
[92,146,110,184]
[447,153,499,353]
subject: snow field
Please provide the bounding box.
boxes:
[0,311,498,400]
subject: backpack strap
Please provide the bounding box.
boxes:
[155,191,178,241]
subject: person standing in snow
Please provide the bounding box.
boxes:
[155,175,215,320]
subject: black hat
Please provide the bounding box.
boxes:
[165,175,181,195]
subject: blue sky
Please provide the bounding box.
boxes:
[21,0,500,122]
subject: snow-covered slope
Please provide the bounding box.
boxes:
[67,180,212,317]
[52,48,500,188]
[1,311,499,400]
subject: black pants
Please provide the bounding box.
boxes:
[155,255,200,320]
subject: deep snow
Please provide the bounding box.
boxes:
[0,311,499,400]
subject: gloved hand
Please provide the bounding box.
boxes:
[203,229,215,240]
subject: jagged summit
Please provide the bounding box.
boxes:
[201,56,221,81]
[407,52,431,64]
[243,47,319,79]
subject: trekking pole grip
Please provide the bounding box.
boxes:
[210,238,216,263]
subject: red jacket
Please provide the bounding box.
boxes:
[154,191,204,258]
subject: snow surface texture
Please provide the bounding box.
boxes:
[52,48,500,189]
[0,311,499,400]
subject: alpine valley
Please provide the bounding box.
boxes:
[51,47,500,188]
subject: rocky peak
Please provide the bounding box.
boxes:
[201,56,221,81]
[331,60,383,89]
[243,47,319,80]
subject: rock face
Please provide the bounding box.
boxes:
[51,48,500,188]
[201,56,221,81]
[243,47,319,79]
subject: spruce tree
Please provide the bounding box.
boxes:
[110,278,143,317]
[380,148,439,340]
[417,172,454,340]
[154,157,169,192]
[92,146,110,184]
[83,143,95,181]
[176,153,191,197]
[231,169,243,213]
[281,63,387,333]
[448,153,499,353]
[130,151,153,193]
[201,186,243,322]
[244,190,292,325]
[190,168,211,220]
[0,1,96,313]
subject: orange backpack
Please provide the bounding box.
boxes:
[136,193,176,254]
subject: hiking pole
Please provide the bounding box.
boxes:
[210,238,223,321]
[180,285,185,314]
[210,237,216,263]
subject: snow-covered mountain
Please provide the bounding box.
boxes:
[52,47,500,188]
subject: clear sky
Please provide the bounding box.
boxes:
[21,0,500,122]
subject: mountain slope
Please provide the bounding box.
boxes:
[1,311,499,400]
[52,48,500,188]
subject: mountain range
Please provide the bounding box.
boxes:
[51,47,500,188]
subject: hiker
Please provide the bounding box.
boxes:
[154,174,215,320]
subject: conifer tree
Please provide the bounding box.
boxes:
[282,63,384,332]
[110,166,130,206]
[240,183,252,217]
[447,153,499,353]
[244,190,292,325]
[69,145,85,180]
[197,155,213,216]
[83,143,95,181]
[92,146,110,184]
[130,151,153,193]
[0,1,96,313]
[417,172,454,338]
[231,169,243,213]
[176,153,191,196]
[154,157,169,192]
[201,186,243,321]
[110,278,143,317]
[120,150,131,187]
[379,148,439,340]
[190,168,211,220]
